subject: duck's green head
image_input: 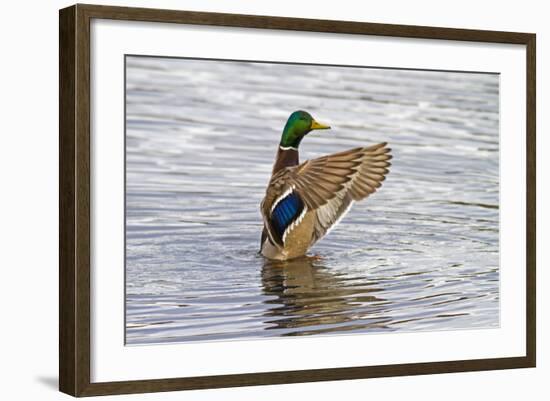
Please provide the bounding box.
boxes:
[279,110,330,149]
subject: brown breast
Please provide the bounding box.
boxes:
[272,147,299,175]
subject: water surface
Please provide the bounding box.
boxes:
[125,56,499,344]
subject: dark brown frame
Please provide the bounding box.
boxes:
[59,3,536,397]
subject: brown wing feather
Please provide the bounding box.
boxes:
[260,143,391,248]
[294,143,391,207]
[302,143,392,244]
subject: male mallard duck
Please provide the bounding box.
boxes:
[260,110,391,261]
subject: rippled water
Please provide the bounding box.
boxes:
[125,56,499,345]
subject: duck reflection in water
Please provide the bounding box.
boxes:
[261,256,391,336]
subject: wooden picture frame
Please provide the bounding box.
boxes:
[59,3,536,397]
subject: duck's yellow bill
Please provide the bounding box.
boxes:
[311,120,331,130]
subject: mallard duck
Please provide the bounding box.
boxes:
[260,110,391,261]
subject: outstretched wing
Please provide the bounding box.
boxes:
[311,189,354,245]
[261,143,391,248]
[297,143,391,244]
[293,143,391,206]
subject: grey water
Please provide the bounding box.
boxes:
[125,56,499,345]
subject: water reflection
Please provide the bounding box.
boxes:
[261,257,391,336]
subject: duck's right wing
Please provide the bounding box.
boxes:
[293,143,391,204]
[261,143,391,247]
[294,143,392,244]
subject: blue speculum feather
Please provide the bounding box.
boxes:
[271,192,304,240]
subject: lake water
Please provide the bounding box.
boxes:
[125,56,499,345]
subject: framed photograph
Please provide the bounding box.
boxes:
[59,4,536,397]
